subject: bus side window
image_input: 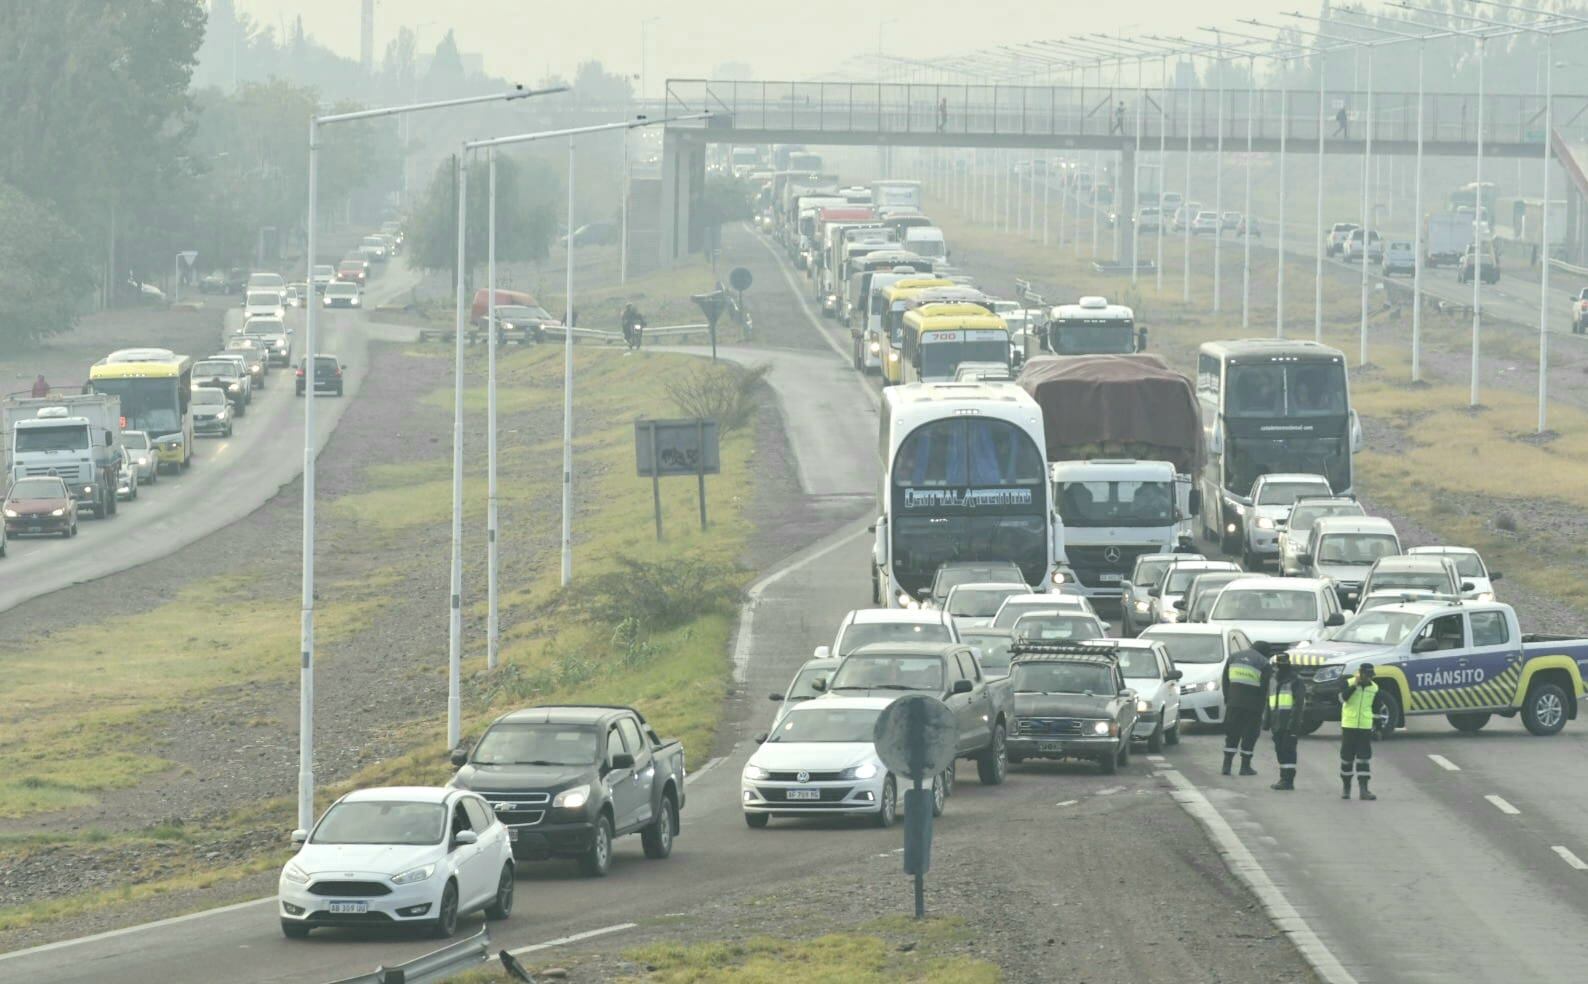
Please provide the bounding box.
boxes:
[1198,353,1220,396]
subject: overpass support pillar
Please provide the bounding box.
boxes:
[658,128,706,266]
[1114,145,1136,269]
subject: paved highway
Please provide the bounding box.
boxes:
[0,266,420,615]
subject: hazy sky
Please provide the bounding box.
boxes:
[233,0,1301,91]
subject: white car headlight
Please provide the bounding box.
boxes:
[1313,665,1344,683]
[391,863,436,885]
[51,508,66,517]
[1136,699,1153,714]
[888,351,899,361]
[553,784,590,810]
[281,862,309,884]
[1475,592,1495,602]
[1161,609,1181,623]
[1090,720,1112,735]
[227,383,240,393]
[2,508,16,518]
[743,764,769,781]
[841,762,879,780]
[868,340,881,354]
[1134,600,1150,613]
[1255,517,1276,530]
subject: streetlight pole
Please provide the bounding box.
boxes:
[294,83,565,829]
[486,149,499,671]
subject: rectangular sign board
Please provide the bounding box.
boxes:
[635,418,720,477]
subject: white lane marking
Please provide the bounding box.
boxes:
[0,897,274,962]
[1428,754,1461,772]
[1551,846,1588,871]
[1146,754,1167,761]
[1161,769,1359,984]
[1096,786,1125,796]
[1055,799,1079,807]
[685,756,723,785]
[731,521,869,686]
[505,921,638,956]
[1485,795,1521,816]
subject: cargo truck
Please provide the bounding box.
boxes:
[3,392,124,519]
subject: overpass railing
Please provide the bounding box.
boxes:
[666,78,1588,147]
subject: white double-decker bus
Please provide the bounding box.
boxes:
[873,383,1061,607]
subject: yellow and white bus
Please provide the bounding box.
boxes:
[877,277,954,385]
[89,348,194,473]
[901,306,1012,384]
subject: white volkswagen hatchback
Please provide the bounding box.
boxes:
[279,786,515,939]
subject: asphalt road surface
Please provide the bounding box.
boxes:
[0,266,419,615]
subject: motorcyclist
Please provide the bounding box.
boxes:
[621,303,647,352]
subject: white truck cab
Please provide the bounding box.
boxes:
[1050,459,1197,607]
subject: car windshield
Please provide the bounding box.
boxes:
[962,636,1014,675]
[1370,572,1452,593]
[1133,555,1192,587]
[829,655,944,692]
[993,600,1079,629]
[1011,662,1115,695]
[7,477,67,499]
[328,284,356,295]
[339,262,361,271]
[192,389,225,406]
[768,706,883,743]
[1290,503,1363,531]
[122,432,150,450]
[1164,567,1227,594]
[14,425,88,452]
[470,724,598,766]
[1418,551,1485,578]
[1117,648,1162,680]
[1332,611,1424,645]
[313,265,336,276]
[1211,590,1319,622]
[1318,533,1399,566]
[497,305,554,321]
[933,565,1024,597]
[1257,482,1331,505]
[1146,632,1226,664]
[194,361,238,377]
[246,292,277,306]
[312,801,445,846]
[1057,479,1175,528]
[836,622,952,655]
[1011,613,1101,642]
[947,587,1020,618]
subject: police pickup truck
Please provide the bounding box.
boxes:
[1287,601,1588,737]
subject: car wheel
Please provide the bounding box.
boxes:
[578,814,613,876]
[225,425,233,437]
[280,920,311,939]
[1447,712,1491,733]
[1373,688,1402,740]
[641,795,676,859]
[1118,736,1131,768]
[1165,719,1181,746]
[1242,548,1260,572]
[1099,745,1119,775]
[335,384,344,397]
[69,521,78,537]
[1522,683,1568,736]
[874,775,898,828]
[1293,717,1324,737]
[941,765,955,798]
[976,723,1008,785]
[1147,713,1165,753]
[744,812,770,829]
[931,773,946,817]
[483,863,514,919]
[429,881,459,938]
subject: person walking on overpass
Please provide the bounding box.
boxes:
[937,97,948,133]
[1339,663,1379,800]
[30,374,50,398]
[1264,650,1306,791]
[1221,640,1271,776]
[1112,101,1127,135]
[1334,106,1349,139]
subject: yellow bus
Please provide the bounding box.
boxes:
[878,277,954,384]
[89,349,194,473]
[901,307,1012,383]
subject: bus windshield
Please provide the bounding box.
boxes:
[1050,319,1135,355]
[1057,480,1174,528]
[919,333,1009,380]
[90,376,183,436]
[1226,362,1346,417]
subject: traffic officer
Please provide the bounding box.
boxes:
[1339,663,1379,801]
[1220,640,1271,776]
[1264,651,1306,791]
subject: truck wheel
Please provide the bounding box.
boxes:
[1294,718,1324,737]
[1147,713,1165,753]
[641,795,676,859]
[976,723,1008,785]
[578,814,613,877]
[1522,683,1568,736]
[1373,689,1402,740]
[1099,744,1119,775]
[744,812,769,829]
[873,776,898,828]
[1118,737,1131,768]
[106,487,117,515]
[1447,712,1491,733]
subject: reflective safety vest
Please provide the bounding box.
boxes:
[1341,680,1378,730]
[1269,690,1294,710]
[1227,654,1264,688]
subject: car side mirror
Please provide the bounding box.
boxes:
[1412,637,1437,654]
[1118,688,1133,698]
[952,679,974,695]
[1325,612,1345,627]
[290,828,308,847]
[452,829,478,847]
[1489,571,1502,582]
[610,753,635,771]
[1173,599,1185,610]
[1297,553,1313,566]
[1169,669,1184,681]
[1147,587,1160,597]
[1461,581,1475,593]
[754,732,769,744]
[811,676,827,692]
[768,692,784,702]
[449,745,469,767]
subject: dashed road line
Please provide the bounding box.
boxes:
[1484,794,1521,816]
[1055,799,1079,807]
[1096,785,1125,796]
[1146,754,1167,762]
[1428,754,1461,772]
[1551,846,1588,870]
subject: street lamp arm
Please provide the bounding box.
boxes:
[465,112,712,152]
[317,84,569,125]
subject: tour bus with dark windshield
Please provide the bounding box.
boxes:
[874,382,1061,608]
[1195,339,1362,556]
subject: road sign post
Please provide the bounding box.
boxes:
[728,267,754,340]
[691,289,727,362]
[873,694,958,919]
[636,418,720,539]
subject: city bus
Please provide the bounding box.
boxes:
[89,348,194,473]
[1045,297,1142,355]
[901,306,1012,384]
[1194,339,1362,555]
[877,277,955,384]
[874,382,1060,607]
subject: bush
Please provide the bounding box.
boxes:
[585,557,742,631]
[664,362,770,431]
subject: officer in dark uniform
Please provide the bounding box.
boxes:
[1220,641,1272,776]
[1339,663,1379,800]
[1264,650,1306,791]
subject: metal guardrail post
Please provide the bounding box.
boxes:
[323,929,490,984]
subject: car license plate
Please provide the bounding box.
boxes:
[508,827,518,841]
[1098,573,1122,582]
[1038,741,1065,753]
[785,789,820,800]
[328,901,368,914]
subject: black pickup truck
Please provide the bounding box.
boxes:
[449,704,686,877]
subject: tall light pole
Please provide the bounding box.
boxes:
[295,84,565,829]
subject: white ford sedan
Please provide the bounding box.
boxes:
[279,786,515,939]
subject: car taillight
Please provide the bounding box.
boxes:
[296,369,305,377]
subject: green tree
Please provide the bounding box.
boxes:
[0,181,93,352]
[405,155,560,279]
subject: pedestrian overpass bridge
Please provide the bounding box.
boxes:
[651,78,1588,265]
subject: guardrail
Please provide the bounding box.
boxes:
[1550,256,1588,279]
[418,322,714,344]
[323,928,490,984]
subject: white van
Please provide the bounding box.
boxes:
[903,226,947,260]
